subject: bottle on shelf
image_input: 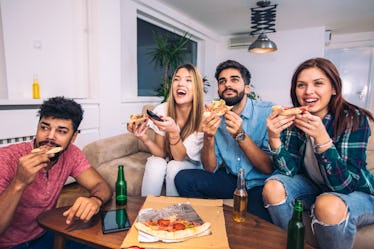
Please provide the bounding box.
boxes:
[32,75,40,99]
[287,198,305,249]
[116,164,127,206]
[233,168,248,222]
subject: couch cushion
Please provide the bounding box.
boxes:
[95,151,150,196]
[83,133,140,167]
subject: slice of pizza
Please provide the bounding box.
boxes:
[134,217,211,241]
[272,105,308,116]
[32,146,63,154]
[46,147,64,154]
[128,114,148,129]
[204,99,233,117]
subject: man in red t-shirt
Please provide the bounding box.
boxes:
[0,96,112,249]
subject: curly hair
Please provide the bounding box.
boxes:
[38,96,84,132]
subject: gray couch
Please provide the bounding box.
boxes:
[82,131,153,196]
[82,104,155,196]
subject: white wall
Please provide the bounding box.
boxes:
[0,0,370,148]
[220,27,325,106]
[0,101,100,149]
[90,0,123,138]
[326,31,374,111]
[1,0,89,99]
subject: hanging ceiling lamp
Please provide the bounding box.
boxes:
[248,0,278,53]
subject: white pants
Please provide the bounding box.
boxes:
[141,156,200,196]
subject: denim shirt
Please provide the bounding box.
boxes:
[214,98,274,189]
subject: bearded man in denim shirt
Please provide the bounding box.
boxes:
[175,60,274,222]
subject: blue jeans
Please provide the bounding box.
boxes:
[11,230,94,249]
[265,174,374,249]
[175,167,272,222]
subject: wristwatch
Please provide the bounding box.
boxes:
[235,130,246,143]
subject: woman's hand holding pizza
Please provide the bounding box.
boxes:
[293,113,331,146]
[268,106,332,150]
[127,116,149,143]
[266,110,295,150]
[267,105,309,140]
[267,110,295,137]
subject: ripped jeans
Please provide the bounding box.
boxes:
[264,174,374,249]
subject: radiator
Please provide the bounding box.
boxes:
[0,135,35,147]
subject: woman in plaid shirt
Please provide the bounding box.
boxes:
[263,57,374,249]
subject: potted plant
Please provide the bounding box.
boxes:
[148,32,191,102]
[248,83,261,100]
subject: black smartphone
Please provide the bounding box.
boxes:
[101,208,131,234]
[146,109,163,122]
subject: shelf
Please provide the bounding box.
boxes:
[0,99,43,106]
[0,98,99,107]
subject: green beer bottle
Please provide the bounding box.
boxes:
[116,165,127,205]
[287,199,305,249]
[116,208,126,228]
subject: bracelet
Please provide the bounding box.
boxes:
[89,195,104,206]
[313,139,333,150]
[169,137,181,146]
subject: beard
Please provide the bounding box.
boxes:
[219,88,246,106]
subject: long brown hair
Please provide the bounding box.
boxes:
[166,64,204,149]
[290,57,373,138]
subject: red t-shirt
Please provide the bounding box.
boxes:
[0,141,91,248]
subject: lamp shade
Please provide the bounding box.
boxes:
[248,33,277,53]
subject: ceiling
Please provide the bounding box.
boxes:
[159,0,374,36]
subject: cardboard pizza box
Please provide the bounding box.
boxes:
[121,196,230,249]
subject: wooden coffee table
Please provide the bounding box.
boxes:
[38,196,315,249]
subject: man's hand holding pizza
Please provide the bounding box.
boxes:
[202,99,235,138]
[15,146,62,188]
[223,110,243,138]
[15,149,52,188]
[202,103,222,138]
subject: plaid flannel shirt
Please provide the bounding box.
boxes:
[271,112,374,195]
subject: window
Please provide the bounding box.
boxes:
[137,18,197,97]
[326,46,374,109]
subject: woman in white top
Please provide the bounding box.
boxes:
[127,64,205,196]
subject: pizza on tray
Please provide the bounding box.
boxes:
[134,216,211,241]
